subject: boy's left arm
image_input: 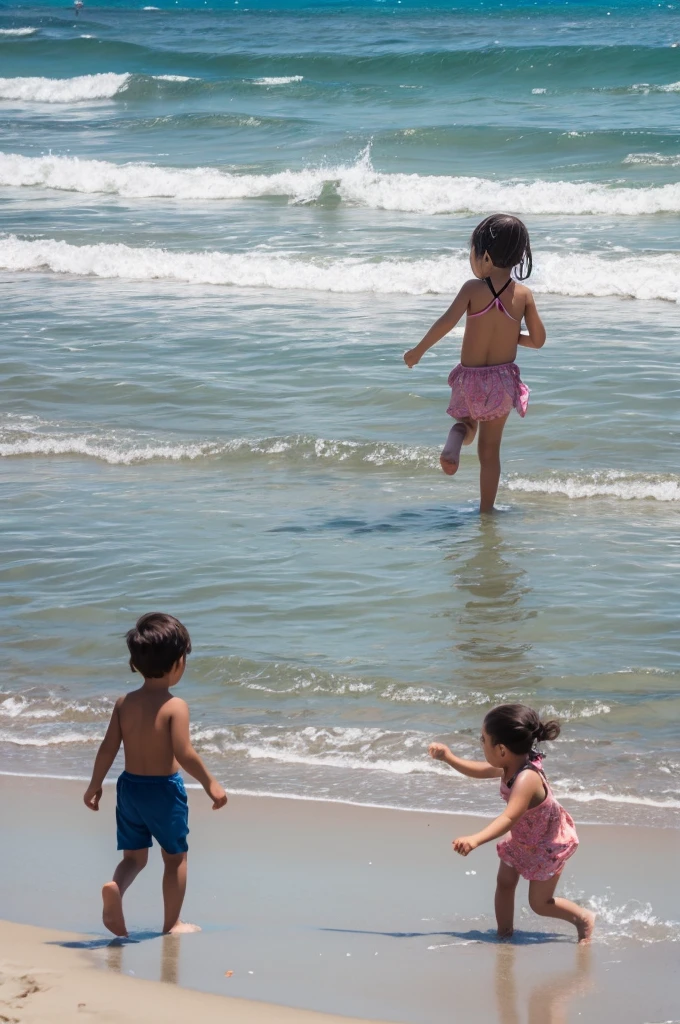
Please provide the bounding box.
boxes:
[452,773,539,856]
[170,700,228,809]
[84,699,123,810]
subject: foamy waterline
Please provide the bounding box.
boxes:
[3,234,680,303]
[2,150,680,214]
[506,470,680,502]
[2,422,679,502]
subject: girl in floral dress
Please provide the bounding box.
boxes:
[430,704,595,943]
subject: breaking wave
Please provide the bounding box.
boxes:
[3,234,680,303]
[3,149,680,215]
[0,73,131,103]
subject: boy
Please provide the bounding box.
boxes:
[84,612,227,937]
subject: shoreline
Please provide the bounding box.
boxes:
[0,767,676,829]
[2,774,680,1023]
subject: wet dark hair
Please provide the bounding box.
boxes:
[126,612,192,679]
[470,214,533,280]
[483,704,559,754]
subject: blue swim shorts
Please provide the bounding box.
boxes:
[116,771,189,854]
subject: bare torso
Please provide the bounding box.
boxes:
[117,687,183,775]
[460,278,528,368]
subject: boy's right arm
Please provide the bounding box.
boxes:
[170,700,227,809]
[404,282,472,368]
[429,742,503,779]
[84,698,123,810]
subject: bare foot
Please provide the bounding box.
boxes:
[496,929,514,941]
[165,921,202,935]
[577,911,596,944]
[102,882,128,937]
[439,454,459,476]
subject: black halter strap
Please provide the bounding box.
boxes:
[484,277,512,300]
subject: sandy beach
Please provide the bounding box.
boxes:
[0,919,391,1023]
[1,775,679,1023]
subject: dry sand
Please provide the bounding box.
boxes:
[1,774,679,1023]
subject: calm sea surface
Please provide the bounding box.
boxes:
[1,0,679,826]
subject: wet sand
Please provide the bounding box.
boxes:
[0,919,390,1023]
[1,774,679,1023]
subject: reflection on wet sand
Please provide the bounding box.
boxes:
[447,518,540,692]
[105,941,124,975]
[495,942,592,1024]
[161,934,180,985]
[102,933,179,986]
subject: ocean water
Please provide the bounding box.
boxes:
[1,0,679,828]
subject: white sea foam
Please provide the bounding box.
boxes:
[552,781,680,810]
[631,80,680,93]
[2,149,680,214]
[531,87,547,94]
[3,421,680,505]
[0,419,436,467]
[0,728,102,746]
[506,470,680,502]
[0,73,130,103]
[3,234,680,305]
[0,432,216,464]
[191,723,450,777]
[253,75,303,85]
[153,75,194,82]
[0,27,37,35]
[624,152,680,167]
[0,693,111,721]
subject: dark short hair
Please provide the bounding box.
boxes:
[483,703,559,754]
[470,214,533,280]
[126,612,192,679]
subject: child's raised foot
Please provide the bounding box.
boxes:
[577,910,596,944]
[439,454,459,476]
[165,921,201,935]
[102,882,128,937]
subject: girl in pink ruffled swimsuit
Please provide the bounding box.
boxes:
[429,704,595,943]
[404,214,546,513]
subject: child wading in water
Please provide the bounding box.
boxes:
[404,214,546,513]
[430,704,595,943]
[84,613,228,937]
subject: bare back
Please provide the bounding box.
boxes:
[460,278,528,368]
[117,687,184,775]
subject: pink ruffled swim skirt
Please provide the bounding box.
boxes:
[446,361,529,423]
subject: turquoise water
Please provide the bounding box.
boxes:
[1,0,679,826]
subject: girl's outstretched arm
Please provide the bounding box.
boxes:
[452,771,545,856]
[404,282,473,368]
[429,742,503,779]
[517,289,546,349]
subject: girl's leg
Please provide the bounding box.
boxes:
[440,418,477,476]
[477,414,509,513]
[528,874,595,944]
[495,861,520,939]
[102,847,149,936]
